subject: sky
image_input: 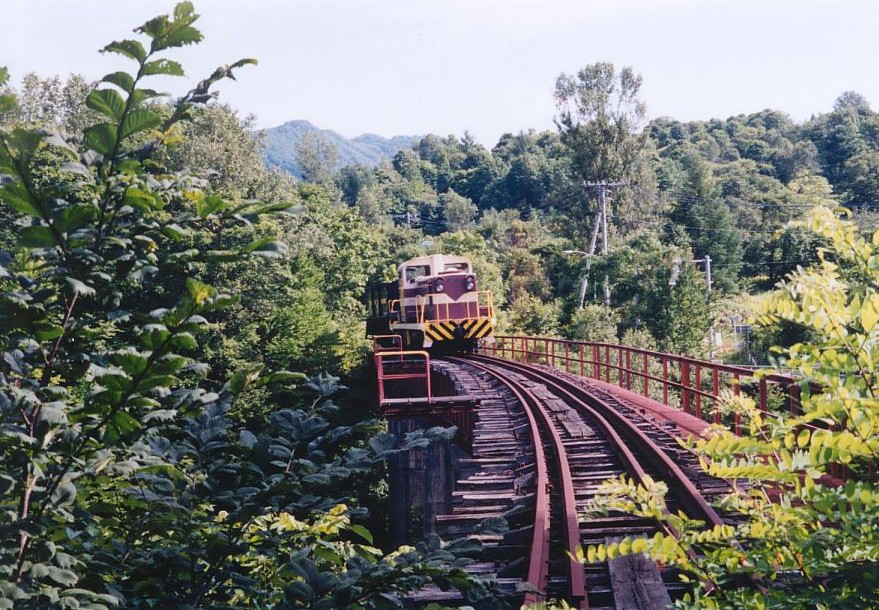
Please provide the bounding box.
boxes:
[4,0,879,146]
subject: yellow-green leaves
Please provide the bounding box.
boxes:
[859,294,879,333]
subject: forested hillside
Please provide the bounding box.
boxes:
[2,3,879,608]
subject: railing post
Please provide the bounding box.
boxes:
[733,373,741,435]
[789,382,800,416]
[593,344,600,379]
[681,360,691,414]
[565,341,571,373]
[713,368,720,424]
[694,364,702,420]
[375,354,385,404]
[579,343,585,377]
[548,338,554,368]
[625,349,632,390]
[605,345,611,382]
[642,352,649,396]
[759,377,768,413]
[662,356,669,405]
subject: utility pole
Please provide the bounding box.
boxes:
[582,181,625,306]
[691,255,714,358]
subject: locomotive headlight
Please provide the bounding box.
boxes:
[435,279,444,293]
[465,276,475,291]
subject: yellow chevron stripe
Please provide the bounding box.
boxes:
[474,320,493,339]
[469,319,489,338]
[431,323,455,340]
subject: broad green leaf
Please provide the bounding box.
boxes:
[120,109,162,140]
[86,88,126,121]
[138,3,202,51]
[84,123,118,155]
[59,162,91,178]
[242,237,288,259]
[195,193,228,218]
[19,225,56,248]
[161,223,186,240]
[349,524,374,544]
[45,566,78,586]
[142,59,185,77]
[129,88,166,106]
[65,277,96,297]
[111,411,141,434]
[102,71,135,92]
[171,331,198,350]
[54,204,97,233]
[1,183,44,218]
[123,187,163,211]
[6,127,43,157]
[102,39,147,63]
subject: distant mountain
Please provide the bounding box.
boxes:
[264,120,420,178]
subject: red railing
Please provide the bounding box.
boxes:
[482,335,800,436]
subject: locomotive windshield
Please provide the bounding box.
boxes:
[405,265,431,282]
[443,262,469,272]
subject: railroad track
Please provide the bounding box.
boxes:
[428,355,733,609]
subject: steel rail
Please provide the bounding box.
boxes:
[468,354,726,529]
[449,357,587,608]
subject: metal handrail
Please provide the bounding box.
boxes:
[412,290,495,324]
[371,334,404,353]
[482,335,801,435]
[374,350,431,403]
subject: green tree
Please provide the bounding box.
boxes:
[554,63,654,236]
[504,292,561,336]
[565,303,619,343]
[295,130,338,185]
[645,264,710,356]
[440,190,477,231]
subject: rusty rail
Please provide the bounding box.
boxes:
[454,358,586,607]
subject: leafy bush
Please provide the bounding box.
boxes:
[0,5,486,607]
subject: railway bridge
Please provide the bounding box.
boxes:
[373,335,802,609]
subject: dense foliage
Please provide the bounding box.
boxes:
[0,6,490,608]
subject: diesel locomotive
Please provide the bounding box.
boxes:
[366,253,495,350]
